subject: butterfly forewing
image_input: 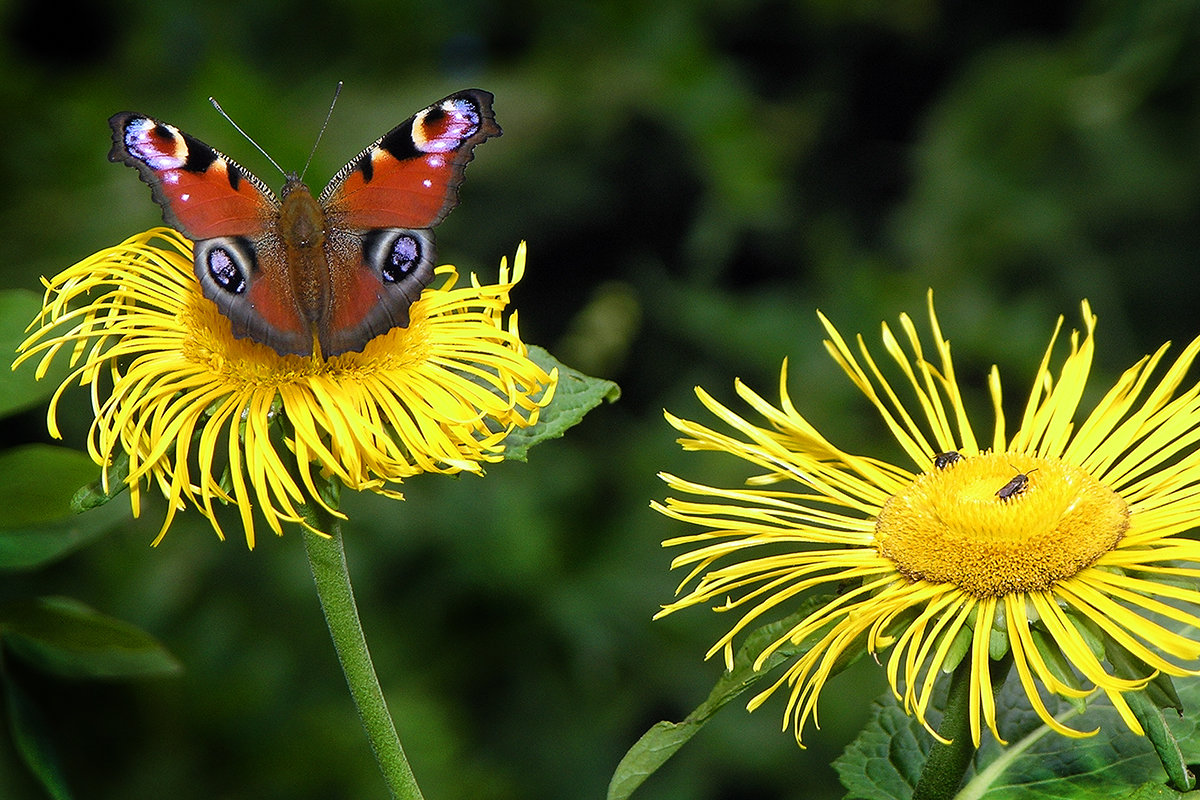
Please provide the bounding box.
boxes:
[319,89,501,230]
[109,113,279,240]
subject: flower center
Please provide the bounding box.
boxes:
[874,452,1129,596]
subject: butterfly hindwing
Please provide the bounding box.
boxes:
[193,233,317,356]
[318,228,437,357]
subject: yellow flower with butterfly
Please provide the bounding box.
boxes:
[17,90,556,547]
[12,88,611,800]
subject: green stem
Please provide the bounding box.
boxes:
[911,658,978,800]
[302,508,424,800]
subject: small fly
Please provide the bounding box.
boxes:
[933,451,963,469]
[996,466,1038,500]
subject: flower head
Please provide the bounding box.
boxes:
[16,228,555,547]
[655,292,1200,746]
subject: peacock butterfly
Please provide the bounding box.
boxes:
[108,89,500,357]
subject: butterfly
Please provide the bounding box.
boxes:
[108,89,500,357]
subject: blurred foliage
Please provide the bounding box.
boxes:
[3,0,1200,798]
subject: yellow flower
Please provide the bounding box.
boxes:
[16,228,555,548]
[655,292,1200,747]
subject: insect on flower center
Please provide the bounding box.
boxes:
[874,452,1129,596]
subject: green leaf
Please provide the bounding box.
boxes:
[0,597,181,680]
[1100,630,1193,791]
[834,693,932,800]
[0,445,101,529]
[608,594,847,800]
[69,448,130,512]
[835,672,1200,800]
[1,289,72,419]
[502,346,620,462]
[4,673,74,800]
[1128,692,1195,794]
[0,445,127,569]
[1123,783,1200,800]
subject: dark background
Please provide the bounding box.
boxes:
[2,0,1200,798]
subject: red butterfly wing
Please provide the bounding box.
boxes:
[109,113,277,239]
[318,90,501,230]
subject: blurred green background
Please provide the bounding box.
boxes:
[3,0,1200,798]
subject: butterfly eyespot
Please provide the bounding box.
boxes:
[383,235,421,283]
[121,118,187,170]
[206,247,242,292]
[362,229,435,288]
[411,98,483,154]
[195,238,254,296]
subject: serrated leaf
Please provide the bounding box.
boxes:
[502,346,620,462]
[835,672,1200,800]
[0,597,181,680]
[4,673,74,800]
[1,289,73,419]
[608,594,845,800]
[835,696,932,800]
[0,445,128,569]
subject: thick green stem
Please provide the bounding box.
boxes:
[911,658,978,800]
[302,509,424,800]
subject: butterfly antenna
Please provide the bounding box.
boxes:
[208,95,287,178]
[300,81,344,182]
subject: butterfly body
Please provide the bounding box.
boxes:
[109,90,500,356]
